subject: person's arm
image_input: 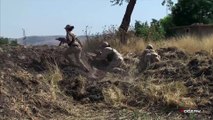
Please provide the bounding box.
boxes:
[95,48,112,60]
[76,38,83,47]
[66,32,75,45]
[59,41,63,46]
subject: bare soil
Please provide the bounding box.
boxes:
[0,45,212,120]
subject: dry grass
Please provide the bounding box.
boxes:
[43,61,63,100]
[139,81,197,108]
[102,85,125,106]
[110,37,146,55]
[84,34,213,55]
[159,35,213,54]
[12,69,33,81]
[84,37,147,55]
[84,34,210,109]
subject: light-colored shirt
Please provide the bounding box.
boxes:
[66,31,81,47]
[96,47,123,61]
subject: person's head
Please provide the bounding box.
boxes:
[64,24,74,32]
[100,41,110,48]
[146,44,153,49]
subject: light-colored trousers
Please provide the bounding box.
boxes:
[64,46,88,71]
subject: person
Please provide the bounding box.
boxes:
[138,44,160,72]
[95,41,126,72]
[59,24,89,72]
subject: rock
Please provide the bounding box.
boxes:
[7,54,11,57]
[112,67,126,74]
[0,47,3,53]
[0,71,5,79]
[18,55,26,60]
[36,74,43,80]
[23,45,28,49]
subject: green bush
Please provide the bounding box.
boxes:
[135,21,149,39]
[10,40,18,46]
[134,19,165,41]
[0,37,18,46]
[160,15,175,37]
[0,37,9,45]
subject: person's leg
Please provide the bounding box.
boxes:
[64,48,71,62]
[64,48,76,66]
[75,50,89,72]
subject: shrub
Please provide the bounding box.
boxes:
[0,37,9,45]
[134,19,165,41]
[10,40,18,46]
[160,15,176,37]
[0,37,18,46]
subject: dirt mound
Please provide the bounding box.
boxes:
[1,45,212,119]
[0,45,93,119]
[0,65,72,119]
[139,48,213,116]
[143,60,190,81]
[157,47,188,60]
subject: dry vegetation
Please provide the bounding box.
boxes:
[84,34,213,55]
[159,35,213,54]
[0,34,213,119]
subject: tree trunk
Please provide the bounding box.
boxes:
[119,0,136,44]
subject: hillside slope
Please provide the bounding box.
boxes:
[0,45,212,120]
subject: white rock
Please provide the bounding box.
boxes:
[0,47,3,53]
[36,74,43,80]
[18,55,26,60]
[7,54,11,57]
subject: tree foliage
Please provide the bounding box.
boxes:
[0,37,9,45]
[135,19,165,41]
[0,37,18,46]
[10,40,18,46]
[110,0,173,43]
[112,0,213,40]
[110,0,130,5]
[172,0,213,26]
[160,15,175,37]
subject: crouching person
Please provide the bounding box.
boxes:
[138,44,160,72]
[95,41,126,73]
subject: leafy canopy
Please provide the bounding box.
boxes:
[135,19,165,41]
[172,0,213,26]
[0,37,18,46]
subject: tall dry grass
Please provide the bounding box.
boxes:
[159,35,213,54]
[139,81,197,108]
[116,35,213,55]
[84,34,213,55]
[43,61,63,101]
[84,36,146,55]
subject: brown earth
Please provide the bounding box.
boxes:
[0,45,212,120]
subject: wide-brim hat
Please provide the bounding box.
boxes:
[64,24,74,30]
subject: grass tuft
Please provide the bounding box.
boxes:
[102,85,125,106]
[43,61,63,101]
[140,81,197,108]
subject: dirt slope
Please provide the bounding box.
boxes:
[0,45,212,120]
